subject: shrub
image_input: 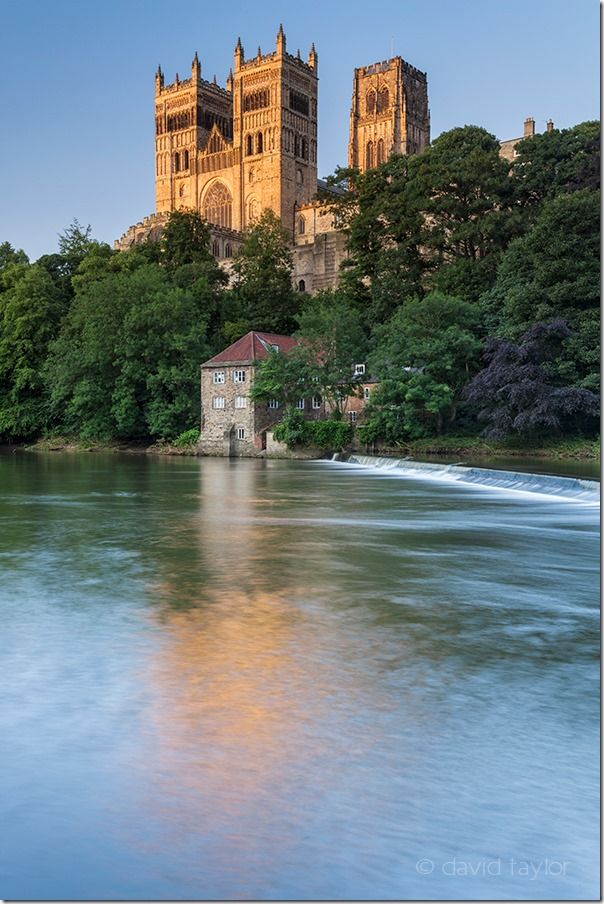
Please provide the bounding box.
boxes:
[173,427,200,447]
[273,408,353,450]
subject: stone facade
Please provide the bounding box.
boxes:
[348,57,430,173]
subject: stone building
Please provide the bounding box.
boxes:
[199,331,300,456]
[115,28,430,292]
[499,116,554,161]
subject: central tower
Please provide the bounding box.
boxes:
[233,26,318,233]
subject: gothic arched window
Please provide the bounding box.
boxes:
[297,215,306,235]
[377,87,389,113]
[298,279,306,293]
[224,243,232,258]
[202,182,233,229]
[376,138,385,165]
[366,90,376,115]
[212,239,220,258]
[256,132,263,154]
[173,152,180,173]
[183,149,189,170]
[245,134,253,156]
[365,141,374,170]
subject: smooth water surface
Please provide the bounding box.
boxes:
[0,451,599,900]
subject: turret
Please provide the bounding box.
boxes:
[276,23,286,57]
[234,36,244,71]
[226,68,233,93]
[192,51,201,82]
[308,43,318,73]
[155,64,164,92]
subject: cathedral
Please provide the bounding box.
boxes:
[115,26,430,292]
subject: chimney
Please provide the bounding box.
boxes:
[523,117,535,138]
[546,118,554,133]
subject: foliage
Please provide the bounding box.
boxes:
[173,428,200,447]
[229,210,299,335]
[481,190,600,390]
[363,292,482,440]
[463,319,599,440]
[272,408,353,451]
[250,291,367,413]
[161,209,217,270]
[45,264,213,441]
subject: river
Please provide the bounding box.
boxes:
[0,451,599,900]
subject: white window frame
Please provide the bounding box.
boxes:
[237,427,245,440]
[267,399,279,410]
[212,396,226,409]
[234,396,247,409]
[312,395,322,410]
[363,387,370,401]
[354,363,366,375]
[296,398,305,410]
[349,410,358,423]
[233,369,246,384]
[213,371,225,384]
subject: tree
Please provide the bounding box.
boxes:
[464,320,598,440]
[45,264,212,441]
[363,292,482,440]
[481,189,600,391]
[229,210,299,335]
[161,209,217,270]
[250,291,367,415]
[0,264,64,439]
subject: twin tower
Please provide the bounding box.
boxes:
[154,26,430,239]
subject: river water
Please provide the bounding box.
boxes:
[0,451,599,900]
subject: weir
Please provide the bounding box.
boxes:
[346,454,600,503]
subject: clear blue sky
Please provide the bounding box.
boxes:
[0,0,599,260]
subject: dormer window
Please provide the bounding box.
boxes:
[354,364,366,375]
[271,344,280,352]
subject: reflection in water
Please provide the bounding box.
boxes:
[0,452,599,900]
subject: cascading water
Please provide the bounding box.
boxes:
[346,454,600,503]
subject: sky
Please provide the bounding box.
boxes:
[0,0,599,260]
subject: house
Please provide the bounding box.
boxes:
[199,332,378,456]
[199,331,299,456]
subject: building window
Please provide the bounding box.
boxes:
[233,370,246,384]
[245,134,253,156]
[212,239,220,257]
[298,279,306,293]
[271,344,280,352]
[366,89,376,115]
[183,149,189,170]
[173,151,180,172]
[297,215,306,235]
[224,243,232,258]
[296,398,305,410]
[212,396,226,409]
[234,395,247,408]
[376,87,389,113]
[237,427,245,440]
[376,138,385,165]
[363,387,370,400]
[349,411,358,423]
[312,395,322,410]
[366,141,374,169]
[354,364,366,375]
[256,131,263,154]
[267,399,279,410]
[203,181,233,229]
[213,371,225,384]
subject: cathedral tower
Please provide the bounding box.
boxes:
[348,56,430,173]
[232,26,318,233]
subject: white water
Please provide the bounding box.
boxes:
[347,454,600,504]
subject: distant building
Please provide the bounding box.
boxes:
[115,26,429,293]
[499,116,554,161]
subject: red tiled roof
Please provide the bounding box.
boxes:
[202,331,298,366]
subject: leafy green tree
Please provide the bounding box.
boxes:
[363,292,482,440]
[229,210,299,335]
[161,209,217,270]
[0,264,64,439]
[251,291,367,414]
[0,242,29,277]
[46,264,212,441]
[481,189,600,391]
[512,120,600,211]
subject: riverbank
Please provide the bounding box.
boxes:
[379,435,600,461]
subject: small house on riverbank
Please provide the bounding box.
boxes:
[199,331,377,456]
